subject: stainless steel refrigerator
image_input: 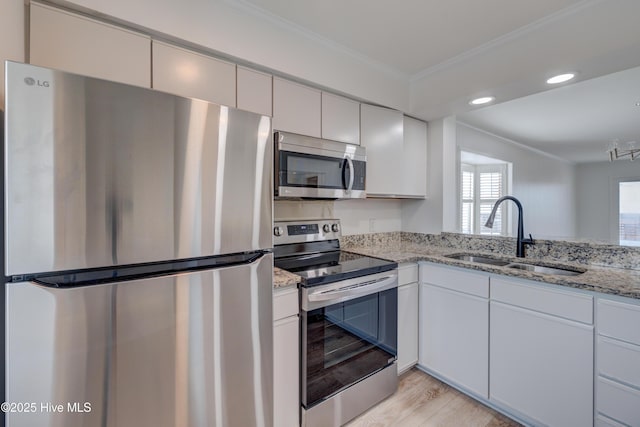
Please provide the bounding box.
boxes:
[3,61,273,427]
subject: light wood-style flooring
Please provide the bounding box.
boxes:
[345,368,522,427]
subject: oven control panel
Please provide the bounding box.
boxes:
[273,219,341,245]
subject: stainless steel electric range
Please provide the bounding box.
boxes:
[273,219,399,427]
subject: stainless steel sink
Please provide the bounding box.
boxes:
[445,254,511,267]
[445,253,585,276]
[506,263,584,276]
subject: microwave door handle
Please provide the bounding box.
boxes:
[346,156,355,191]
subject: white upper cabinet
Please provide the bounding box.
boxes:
[152,41,236,107]
[402,116,428,198]
[321,92,360,145]
[360,104,404,196]
[30,3,150,87]
[237,66,272,116]
[361,108,428,198]
[273,77,321,137]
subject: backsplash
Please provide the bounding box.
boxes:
[342,231,640,270]
[274,198,402,235]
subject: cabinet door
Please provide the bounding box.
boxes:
[360,104,404,196]
[418,284,488,398]
[237,66,272,116]
[152,41,236,107]
[30,3,150,87]
[273,77,321,137]
[321,92,360,144]
[402,116,427,198]
[490,301,593,427]
[397,282,418,373]
[274,315,300,427]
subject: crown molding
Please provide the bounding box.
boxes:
[410,0,604,82]
[224,0,409,81]
[457,121,576,165]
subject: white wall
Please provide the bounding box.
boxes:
[0,0,25,106]
[402,116,457,233]
[456,122,577,240]
[576,160,640,243]
[61,0,409,111]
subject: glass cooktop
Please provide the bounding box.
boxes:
[274,250,397,287]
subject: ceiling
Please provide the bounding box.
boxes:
[235,0,582,75]
[459,66,640,163]
[237,0,640,163]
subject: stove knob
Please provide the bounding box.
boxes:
[322,224,331,233]
[331,223,340,233]
[274,226,284,237]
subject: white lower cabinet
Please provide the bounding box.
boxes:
[490,301,593,426]
[490,278,593,427]
[418,263,600,426]
[397,263,418,373]
[273,286,299,427]
[418,264,489,398]
[596,298,640,426]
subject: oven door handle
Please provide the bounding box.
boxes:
[307,275,396,303]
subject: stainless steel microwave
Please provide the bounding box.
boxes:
[274,131,366,199]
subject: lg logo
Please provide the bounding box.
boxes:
[24,77,50,87]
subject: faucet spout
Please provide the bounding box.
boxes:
[484,196,534,257]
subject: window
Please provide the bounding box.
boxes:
[619,180,640,246]
[459,152,510,236]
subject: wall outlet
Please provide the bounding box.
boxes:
[369,219,376,232]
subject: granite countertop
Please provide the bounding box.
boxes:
[273,267,300,289]
[344,243,640,300]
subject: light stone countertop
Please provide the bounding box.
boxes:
[344,243,640,300]
[273,267,300,289]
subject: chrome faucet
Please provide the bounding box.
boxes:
[485,196,534,258]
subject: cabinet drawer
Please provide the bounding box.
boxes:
[420,263,489,298]
[598,336,640,389]
[273,287,298,321]
[597,377,640,427]
[398,263,418,286]
[598,299,640,346]
[491,277,593,324]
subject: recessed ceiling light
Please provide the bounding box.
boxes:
[546,73,575,84]
[469,96,495,105]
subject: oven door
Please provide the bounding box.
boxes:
[275,133,366,199]
[300,272,398,409]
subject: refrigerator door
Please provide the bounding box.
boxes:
[5,253,273,427]
[4,61,272,276]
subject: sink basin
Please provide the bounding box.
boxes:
[445,254,511,267]
[445,253,585,276]
[506,263,584,276]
